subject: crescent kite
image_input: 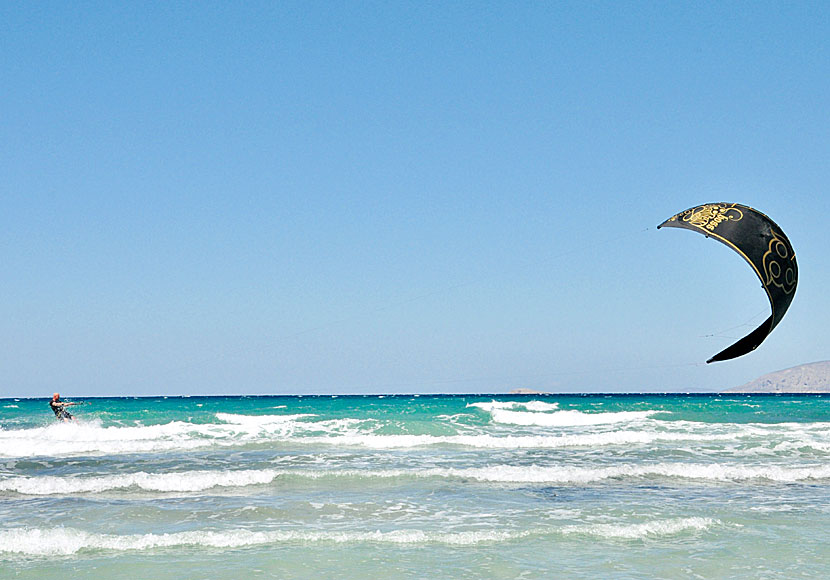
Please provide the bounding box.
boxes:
[658,203,797,363]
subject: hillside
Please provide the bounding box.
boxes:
[723,361,830,393]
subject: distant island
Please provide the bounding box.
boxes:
[509,388,549,395]
[723,361,830,393]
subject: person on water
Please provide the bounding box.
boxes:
[49,393,79,422]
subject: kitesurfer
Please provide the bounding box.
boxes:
[49,392,79,422]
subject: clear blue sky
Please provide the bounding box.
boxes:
[2,1,828,397]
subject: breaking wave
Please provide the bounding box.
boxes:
[561,517,717,540]
[2,409,828,458]
[0,469,281,494]
[0,527,530,556]
[5,462,830,496]
[469,401,661,426]
[0,516,719,556]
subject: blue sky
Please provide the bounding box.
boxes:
[2,1,829,397]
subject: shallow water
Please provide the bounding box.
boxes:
[2,394,830,578]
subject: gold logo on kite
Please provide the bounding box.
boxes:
[682,203,744,232]
[763,232,797,295]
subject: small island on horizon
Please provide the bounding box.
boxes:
[508,388,550,395]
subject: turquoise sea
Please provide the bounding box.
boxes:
[2,394,830,578]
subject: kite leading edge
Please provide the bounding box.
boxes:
[658,203,797,363]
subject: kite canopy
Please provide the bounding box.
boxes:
[658,203,797,363]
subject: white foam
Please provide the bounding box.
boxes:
[215,413,373,438]
[561,517,716,540]
[4,409,829,459]
[0,421,219,458]
[492,409,659,426]
[468,401,659,426]
[415,463,830,483]
[468,400,559,412]
[215,413,315,425]
[4,460,829,497]
[301,429,737,449]
[523,401,560,412]
[0,527,529,555]
[0,469,281,495]
[0,413,329,458]
[0,419,749,458]
[278,463,830,484]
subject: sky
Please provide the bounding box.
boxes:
[2,1,829,397]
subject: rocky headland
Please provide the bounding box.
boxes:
[723,361,830,393]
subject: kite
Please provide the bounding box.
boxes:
[658,203,797,363]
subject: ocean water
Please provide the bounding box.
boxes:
[2,394,830,579]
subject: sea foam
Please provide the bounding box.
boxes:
[6,461,830,496]
[561,517,717,540]
[0,518,718,556]
[3,407,828,459]
[469,401,660,426]
[0,413,355,458]
[0,527,530,556]
[0,469,281,495]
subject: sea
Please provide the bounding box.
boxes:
[2,394,830,579]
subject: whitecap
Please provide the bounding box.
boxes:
[215,412,316,425]
[490,408,660,427]
[468,401,660,426]
[414,462,830,484]
[299,429,737,450]
[0,468,281,495]
[468,400,559,413]
[0,413,331,458]
[561,517,716,540]
[0,527,530,556]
